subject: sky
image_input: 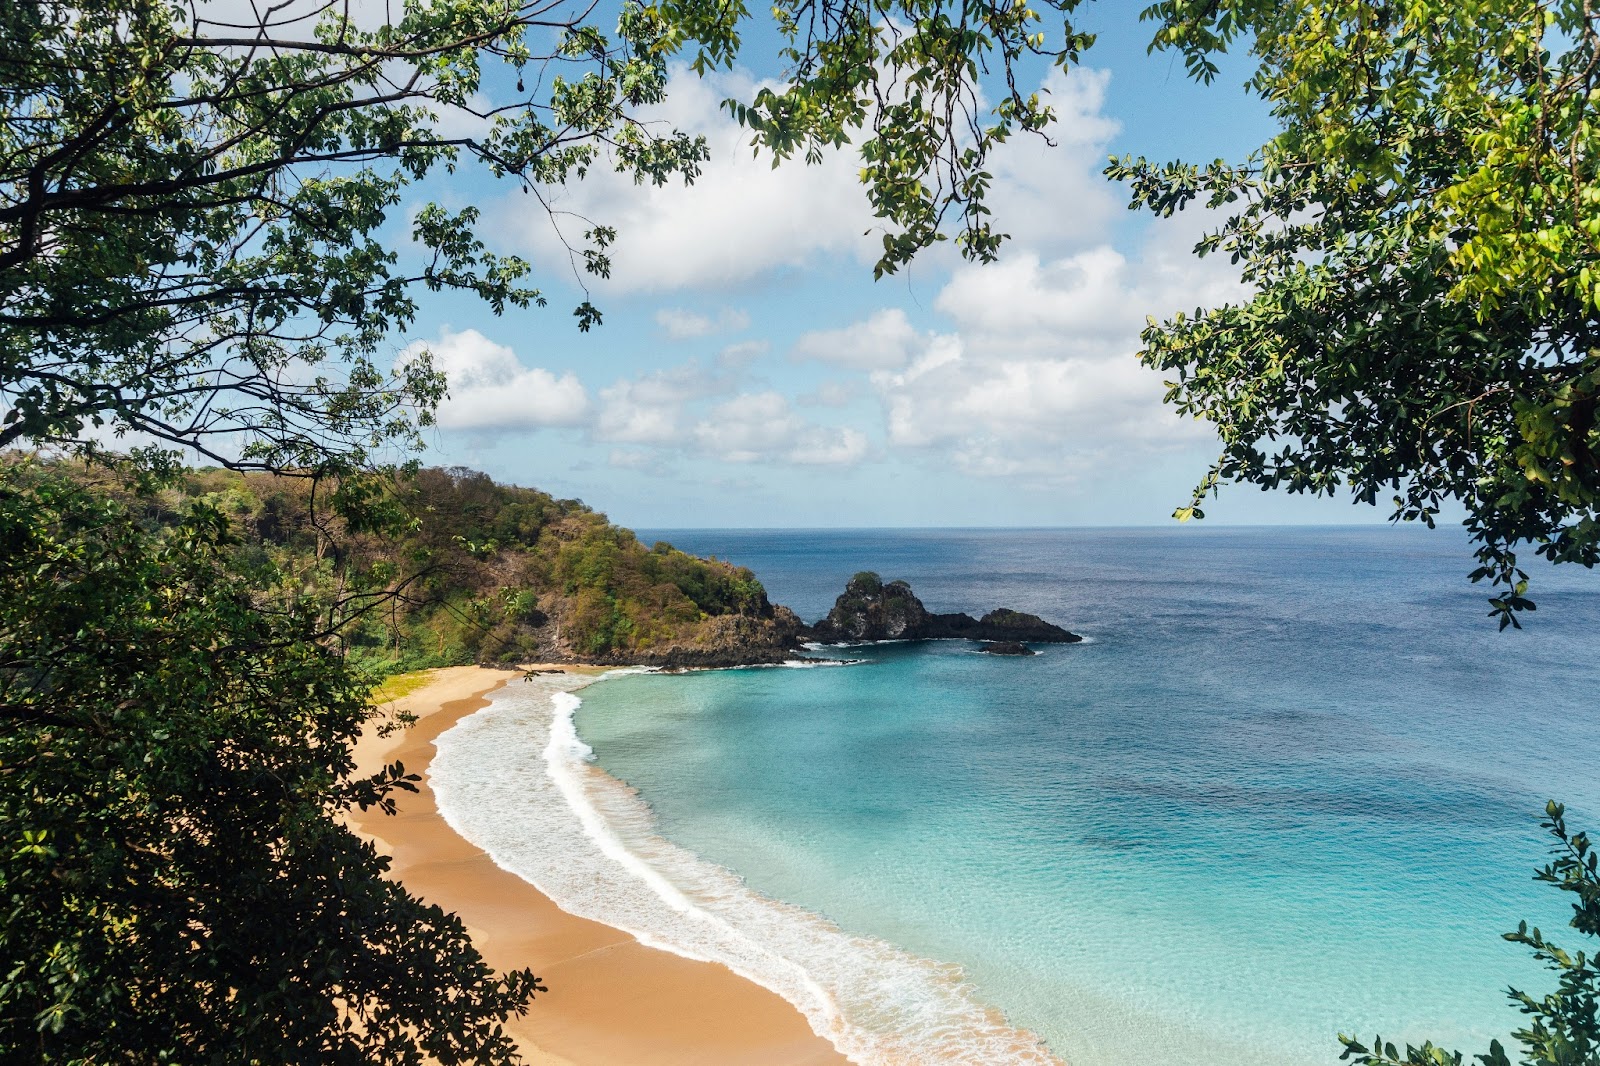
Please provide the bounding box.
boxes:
[390,7,1386,530]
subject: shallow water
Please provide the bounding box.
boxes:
[566,527,1600,1065]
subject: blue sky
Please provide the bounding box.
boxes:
[395,9,1387,530]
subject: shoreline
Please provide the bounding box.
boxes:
[347,665,848,1066]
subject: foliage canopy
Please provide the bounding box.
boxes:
[0,0,1091,472]
[1117,0,1600,624]
[0,462,542,1062]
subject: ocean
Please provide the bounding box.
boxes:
[431,526,1600,1066]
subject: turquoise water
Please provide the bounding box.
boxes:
[573,527,1600,1065]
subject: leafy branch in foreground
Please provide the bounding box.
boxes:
[1339,801,1599,1066]
[1,0,1093,474]
[0,461,542,1062]
[1117,0,1600,625]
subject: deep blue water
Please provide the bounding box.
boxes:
[575,527,1600,1065]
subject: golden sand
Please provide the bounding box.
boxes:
[348,665,848,1066]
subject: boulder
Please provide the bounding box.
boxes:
[807,573,1081,644]
[807,572,932,641]
[978,641,1036,656]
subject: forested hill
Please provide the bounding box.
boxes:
[146,465,806,672]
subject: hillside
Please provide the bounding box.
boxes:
[148,465,805,672]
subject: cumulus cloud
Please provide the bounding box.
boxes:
[494,64,1125,292]
[976,67,1124,254]
[194,0,390,32]
[655,306,751,340]
[798,380,859,407]
[692,391,869,465]
[427,90,496,141]
[496,68,879,292]
[790,425,870,465]
[404,328,588,431]
[693,392,801,461]
[593,362,730,445]
[407,334,873,472]
[792,309,923,370]
[716,339,770,368]
[609,447,674,476]
[850,212,1249,478]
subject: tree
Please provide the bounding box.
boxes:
[0,460,542,1062]
[1,2,1106,1059]
[1115,0,1600,625]
[1,0,1089,472]
[1338,802,1599,1066]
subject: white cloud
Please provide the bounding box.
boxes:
[593,362,730,444]
[693,392,803,462]
[692,391,870,466]
[853,213,1249,478]
[792,309,923,370]
[798,380,859,407]
[932,247,1142,347]
[496,68,879,292]
[655,306,751,339]
[609,448,674,476]
[789,425,870,466]
[404,328,588,431]
[193,0,390,32]
[717,339,770,368]
[428,91,496,141]
[494,64,1126,292]
[977,67,1123,254]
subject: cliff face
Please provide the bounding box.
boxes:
[807,572,1081,645]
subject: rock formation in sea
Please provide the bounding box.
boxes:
[806,572,1081,644]
[978,641,1037,656]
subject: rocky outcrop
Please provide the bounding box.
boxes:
[806,573,929,640]
[582,605,809,669]
[978,641,1036,656]
[967,608,1080,643]
[807,572,1080,644]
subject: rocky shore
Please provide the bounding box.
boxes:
[543,570,1080,669]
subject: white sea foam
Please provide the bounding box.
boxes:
[430,673,1062,1066]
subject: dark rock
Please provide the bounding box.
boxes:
[972,608,1080,643]
[806,572,1081,644]
[807,572,932,641]
[978,641,1036,656]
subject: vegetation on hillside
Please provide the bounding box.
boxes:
[0,463,541,1062]
[109,462,795,673]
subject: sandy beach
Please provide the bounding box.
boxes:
[348,665,848,1066]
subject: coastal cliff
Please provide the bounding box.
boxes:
[103,464,1079,671]
[124,465,806,672]
[806,572,1081,645]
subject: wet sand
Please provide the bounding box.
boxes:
[348,665,848,1066]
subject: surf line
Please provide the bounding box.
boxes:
[434,672,1062,1066]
